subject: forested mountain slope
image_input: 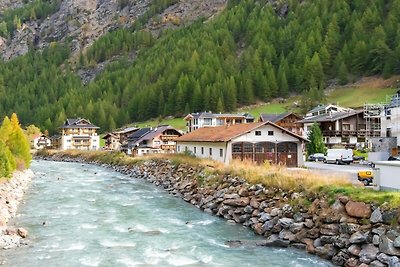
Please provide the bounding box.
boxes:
[0,0,399,133]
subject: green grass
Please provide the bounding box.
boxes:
[326,87,398,108]
[239,102,288,118]
[135,117,186,131]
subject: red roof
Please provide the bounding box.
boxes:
[177,122,307,142]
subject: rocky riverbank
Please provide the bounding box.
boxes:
[0,169,33,249]
[38,154,400,267]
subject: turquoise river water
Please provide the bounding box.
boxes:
[0,160,332,266]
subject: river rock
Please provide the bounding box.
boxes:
[359,244,379,263]
[348,244,361,256]
[349,231,369,244]
[332,250,349,266]
[345,257,359,267]
[259,212,271,222]
[339,223,360,235]
[373,235,381,245]
[315,244,337,260]
[290,222,304,234]
[388,230,400,240]
[270,208,281,217]
[264,234,289,247]
[389,257,400,267]
[278,218,294,229]
[373,226,387,236]
[304,219,314,228]
[345,201,371,218]
[223,197,250,207]
[371,208,383,224]
[17,227,28,238]
[320,224,339,236]
[383,211,399,225]
[380,236,400,256]
[370,260,386,267]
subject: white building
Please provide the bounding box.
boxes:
[59,118,100,150]
[381,92,400,147]
[306,104,352,118]
[176,121,307,167]
[31,134,51,149]
[184,112,254,133]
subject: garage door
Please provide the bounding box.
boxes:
[277,142,298,167]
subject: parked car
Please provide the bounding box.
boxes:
[307,153,325,162]
[388,155,400,161]
[357,170,373,186]
[324,148,353,165]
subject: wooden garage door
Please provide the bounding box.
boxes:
[277,142,298,167]
[232,142,254,161]
[254,142,276,164]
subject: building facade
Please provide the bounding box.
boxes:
[381,92,400,147]
[259,112,303,136]
[31,134,51,149]
[59,118,100,150]
[184,112,254,133]
[299,110,380,148]
[126,125,182,156]
[176,122,307,167]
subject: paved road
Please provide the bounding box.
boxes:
[303,161,374,184]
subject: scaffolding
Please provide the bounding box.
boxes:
[363,103,384,147]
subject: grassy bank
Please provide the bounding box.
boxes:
[36,150,400,208]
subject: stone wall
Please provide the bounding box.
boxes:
[0,169,33,249]
[38,155,400,267]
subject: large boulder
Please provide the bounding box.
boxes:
[223,197,250,207]
[359,244,379,264]
[345,201,371,218]
[370,208,383,224]
[380,236,400,256]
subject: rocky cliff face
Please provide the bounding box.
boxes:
[0,0,227,61]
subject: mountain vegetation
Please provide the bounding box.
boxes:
[0,113,31,178]
[0,0,400,133]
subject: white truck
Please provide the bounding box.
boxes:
[324,148,353,165]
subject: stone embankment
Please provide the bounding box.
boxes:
[0,169,33,249]
[39,155,400,267]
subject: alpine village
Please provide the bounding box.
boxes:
[1,0,400,266]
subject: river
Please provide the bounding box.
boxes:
[1,160,331,266]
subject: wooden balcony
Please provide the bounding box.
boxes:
[160,135,179,141]
[322,130,381,137]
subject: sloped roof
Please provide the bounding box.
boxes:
[59,118,99,129]
[299,110,363,123]
[184,112,254,121]
[102,132,118,139]
[259,112,301,123]
[127,128,152,143]
[177,121,307,142]
[115,126,139,134]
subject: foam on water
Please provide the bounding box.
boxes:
[80,223,98,229]
[99,240,136,248]
[79,256,102,266]
[167,255,199,266]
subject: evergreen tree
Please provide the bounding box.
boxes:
[306,123,326,157]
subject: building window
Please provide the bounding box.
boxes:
[177,146,180,152]
[203,118,212,126]
[268,131,274,136]
[220,149,223,157]
[209,148,212,156]
[201,147,204,154]
[255,131,261,136]
[185,146,188,152]
[194,147,197,153]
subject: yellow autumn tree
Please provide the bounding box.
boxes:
[7,113,32,169]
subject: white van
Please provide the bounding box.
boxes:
[324,149,353,165]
